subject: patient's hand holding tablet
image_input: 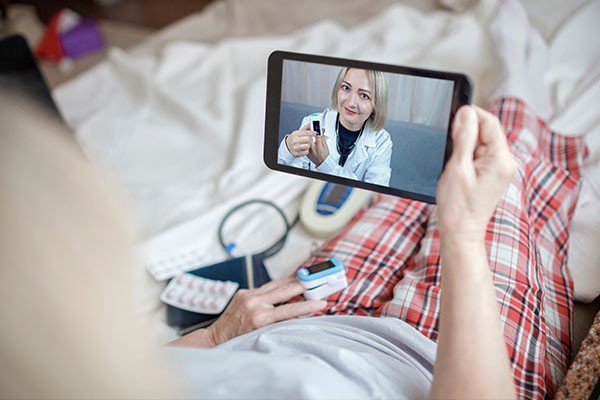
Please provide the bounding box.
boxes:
[264,51,472,203]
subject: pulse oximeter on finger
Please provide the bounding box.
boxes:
[297,257,348,300]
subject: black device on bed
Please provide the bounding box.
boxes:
[0,34,62,119]
[264,51,472,204]
[166,254,272,334]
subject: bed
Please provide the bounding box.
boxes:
[46,0,599,395]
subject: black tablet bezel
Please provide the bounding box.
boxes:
[264,50,472,204]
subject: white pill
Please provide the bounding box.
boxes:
[203,281,215,290]
[207,299,218,310]
[179,292,191,303]
[218,285,229,295]
[192,295,204,307]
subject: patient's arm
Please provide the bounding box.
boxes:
[170,325,218,348]
[431,106,517,399]
[170,277,327,348]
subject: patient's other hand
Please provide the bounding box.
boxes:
[436,106,517,243]
[206,277,327,346]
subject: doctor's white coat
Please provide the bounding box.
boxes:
[277,109,393,187]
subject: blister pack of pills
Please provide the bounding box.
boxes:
[160,273,239,314]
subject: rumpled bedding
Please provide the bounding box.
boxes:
[52,0,600,346]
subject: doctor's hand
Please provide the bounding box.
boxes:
[436,106,517,243]
[285,124,316,157]
[307,135,329,167]
[204,277,327,346]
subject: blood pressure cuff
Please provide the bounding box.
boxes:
[166,253,271,330]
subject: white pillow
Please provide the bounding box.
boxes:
[545,0,600,303]
[569,161,600,303]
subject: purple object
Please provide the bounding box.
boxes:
[60,18,105,59]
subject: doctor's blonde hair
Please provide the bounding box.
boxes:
[331,67,388,131]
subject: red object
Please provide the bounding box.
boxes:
[35,10,64,61]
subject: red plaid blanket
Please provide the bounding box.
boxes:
[298,98,587,399]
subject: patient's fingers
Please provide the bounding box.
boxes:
[253,276,297,295]
[436,103,517,240]
[472,106,505,148]
[207,277,327,345]
[267,300,327,325]
[261,278,305,304]
[451,106,478,167]
[471,105,516,176]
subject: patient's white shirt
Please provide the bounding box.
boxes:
[165,315,436,399]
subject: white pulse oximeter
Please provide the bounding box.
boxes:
[297,257,348,300]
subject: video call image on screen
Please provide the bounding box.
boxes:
[276,59,454,198]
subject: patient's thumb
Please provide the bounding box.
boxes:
[451,106,478,165]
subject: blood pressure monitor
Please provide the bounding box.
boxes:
[300,181,372,238]
[297,257,348,300]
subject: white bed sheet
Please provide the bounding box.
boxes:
[53,0,600,342]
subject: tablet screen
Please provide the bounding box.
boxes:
[264,51,472,203]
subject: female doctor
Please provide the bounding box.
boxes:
[278,68,393,186]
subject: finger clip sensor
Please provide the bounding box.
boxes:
[297,258,347,300]
[309,114,322,137]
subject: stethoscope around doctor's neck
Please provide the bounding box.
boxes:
[335,113,366,167]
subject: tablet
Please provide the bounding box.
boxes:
[263,51,472,204]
